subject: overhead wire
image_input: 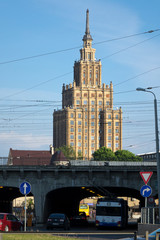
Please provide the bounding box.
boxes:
[0,29,159,65]
[1,29,160,153]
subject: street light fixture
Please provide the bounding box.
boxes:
[136,87,160,222]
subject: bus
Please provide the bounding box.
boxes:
[95,198,128,228]
[79,204,90,217]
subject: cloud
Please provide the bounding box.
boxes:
[0,131,52,156]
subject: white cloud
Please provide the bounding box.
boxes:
[0,131,52,156]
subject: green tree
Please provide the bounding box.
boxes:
[92,147,116,161]
[27,198,34,213]
[21,198,34,213]
[55,145,83,160]
[115,150,142,162]
[92,147,142,162]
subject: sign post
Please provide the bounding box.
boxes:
[20,182,31,231]
[140,172,153,223]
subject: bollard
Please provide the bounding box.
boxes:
[145,231,149,240]
[156,232,160,240]
[134,231,137,240]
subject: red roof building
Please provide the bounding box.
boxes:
[8,148,52,166]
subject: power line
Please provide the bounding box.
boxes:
[0,72,72,101]
[101,32,160,60]
[114,66,160,87]
[0,29,159,65]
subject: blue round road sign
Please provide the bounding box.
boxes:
[20,181,31,195]
[140,185,152,197]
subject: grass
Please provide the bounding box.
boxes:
[1,233,81,240]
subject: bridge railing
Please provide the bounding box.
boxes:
[141,207,159,224]
[70,160,157,166]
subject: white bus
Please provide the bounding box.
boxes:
[96,198,128,228]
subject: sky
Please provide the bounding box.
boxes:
[0,0,160,157]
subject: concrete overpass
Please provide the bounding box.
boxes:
[0,161,157,223]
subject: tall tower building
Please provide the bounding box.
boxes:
[53,9,122,160]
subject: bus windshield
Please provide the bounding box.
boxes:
[96,206,121,216]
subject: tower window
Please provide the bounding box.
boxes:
[116,143,119,148]
[70,120,74,125]
[108,122,111,126]
[78,128,81,132]
[70,135,74,139]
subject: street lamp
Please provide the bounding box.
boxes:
[136,87,160,222]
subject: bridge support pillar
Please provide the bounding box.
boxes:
[33,182,46,224]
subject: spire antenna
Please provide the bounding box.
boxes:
[86,9,90,35]
[83,9,92,41]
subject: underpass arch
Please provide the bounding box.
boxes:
[0,186,33,213]
[43,185,147,222]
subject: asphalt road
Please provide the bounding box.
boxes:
[49,222,138,240]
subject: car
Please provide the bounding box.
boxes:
[46,213,70,230]
[70,212,88,226]
[0,213,23,232]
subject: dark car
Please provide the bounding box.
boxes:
[46,213,70,230]
[0,213,23,232]
[70,212,88,226]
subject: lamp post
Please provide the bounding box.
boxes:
[136,87,160,222]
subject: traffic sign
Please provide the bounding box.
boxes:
[20,181,31,195]
[140,171,153,184]
[140,185,152,197]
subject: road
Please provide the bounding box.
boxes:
[47,222,137,240]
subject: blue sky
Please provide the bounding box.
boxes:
[0,0,160,156]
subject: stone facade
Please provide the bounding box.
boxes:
[53,9,122,160]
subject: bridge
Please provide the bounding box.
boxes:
[0,161,157,223]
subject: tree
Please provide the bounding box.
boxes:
[55,145,83,160]
[21,197,34,213]
[92,147,116,161]
[92,147,142,162]
[115,150,142,162]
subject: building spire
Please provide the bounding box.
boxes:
[83,9,92,41]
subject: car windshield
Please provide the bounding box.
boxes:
[0,214,4,219]
[49,214,65,219]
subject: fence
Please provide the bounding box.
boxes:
[141,207,159,224]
